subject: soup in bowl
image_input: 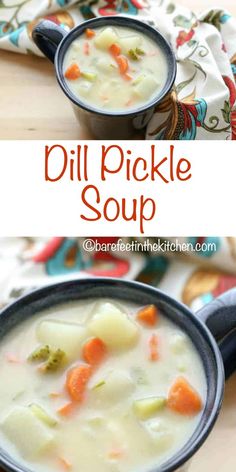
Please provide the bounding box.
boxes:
[63,25,168,112]
[32,18,176,139]
[0,278,234,472]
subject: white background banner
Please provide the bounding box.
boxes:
[0,140,234,236]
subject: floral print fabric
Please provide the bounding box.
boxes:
[0,237,236,314]
[0,0,236,139]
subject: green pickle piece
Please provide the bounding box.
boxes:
[28,345,50,362]
[42,348,66,372]
[29,404,58,427]
[133,397,166,420]
[128,49,139,61]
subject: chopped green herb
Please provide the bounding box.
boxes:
[92,380,106,390]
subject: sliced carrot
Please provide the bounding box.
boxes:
[58,457,72,470]
[66,364,92,402]
[85,28,96,39]
[49,392,61,399]
[64,63,81,80]
[109,43,121,57]
[167,377,203,415]
[57,402,75,417]
[123,73,133,81]
[83,41,90,55]
[137,304,158,327]
[6,354,22,364]
[149,334,159,361]
[108,447,125,460]
[115,55,129,75]
[125,99,134,107]
[82,337,107,366]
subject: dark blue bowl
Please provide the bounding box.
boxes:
[0,277,232,472]
[32,17,177,139]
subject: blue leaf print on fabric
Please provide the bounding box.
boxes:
[9,25,25,47]
[220,13,231,24]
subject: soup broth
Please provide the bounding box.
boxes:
[0,299,206,472]
[63,26,168,112]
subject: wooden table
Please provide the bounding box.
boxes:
[1,1,236,468]
[0,0,235,139]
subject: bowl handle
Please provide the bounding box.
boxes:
[32,20,67,63]
[198,288,236,378]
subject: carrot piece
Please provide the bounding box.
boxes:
[137,304,158,327]
[82,337,107,366]
[6,354,22,364]
[64,63,81,80]
[125,99,134,107]
[149,334,159,361]
[49,392,61,399]
[108,447,125,459]
[58,457,72,470]
[109,43,121,57]
[83,41,90,55]
[66,364,92,402]
[123,73,133,81]
[85,28,96,39]
[57,402,75,417]
[115,55,129,75]
[167,377,203,415]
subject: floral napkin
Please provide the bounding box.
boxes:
[1,237,236,314]
[0,0,236,139]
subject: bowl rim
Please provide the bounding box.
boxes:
[54,16,177,118]
[0,277,224,472]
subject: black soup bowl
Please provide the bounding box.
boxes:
[0,278,236,472]
[32,17,176,139]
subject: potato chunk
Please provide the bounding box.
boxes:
[170,333,188,354]
[94,27,118,49]
[133,75,159,100]
[120,36,142,54]
[145,419,174,452]
[37,320,87,360]
[88,303,139,349]
[2,407,54,457]
[92,370,134,402]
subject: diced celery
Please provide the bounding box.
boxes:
[82,71,97,82]
[133,397,166,420]
[29,404,57,427]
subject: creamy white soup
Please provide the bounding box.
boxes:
[0,299,206,472]
[63,26,168,112]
